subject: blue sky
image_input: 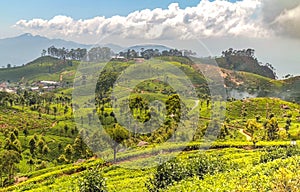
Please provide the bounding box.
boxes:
[1,0,201,19]
[0,0,241,38]
[0,0,199,37]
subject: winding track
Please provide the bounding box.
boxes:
[239,129,252,141]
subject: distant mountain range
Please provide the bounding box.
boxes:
[0,33,124,67]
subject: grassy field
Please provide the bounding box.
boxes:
[0,56,300,191]
[0,56,79,83]
[1,145,299,192]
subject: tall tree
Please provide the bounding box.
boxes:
[166,94,181,123]
[0,150,21,186]
[29,137,36,156]
[105,123,129,162]
[64,144,74,161]
[264,117,279,140]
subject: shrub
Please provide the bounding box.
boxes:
[146,154,225,191]
[145,158,189,191]
[190,154,225,179]
[78,166,107,192]
[260,146,300,163]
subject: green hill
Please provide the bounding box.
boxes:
[216,55,276,79]
[280,76,300,102]
[0,55,297,102]
[0,56,79,83]
[192,61,300,103]
[223,70,300,102]
[191,49,276,80]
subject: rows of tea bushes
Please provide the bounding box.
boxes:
[166,155,300,191]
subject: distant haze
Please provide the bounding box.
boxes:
[1,33,300,79]
[0,33,123,67]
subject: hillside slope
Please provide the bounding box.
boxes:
[0,55,299,103]
[0,56,78,83]
[192,62,300,103]
[216,55,276,79]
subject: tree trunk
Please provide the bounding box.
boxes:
[0,173,3,187]
[113,144,117,162]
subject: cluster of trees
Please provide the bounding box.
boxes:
[0,89,89,128]
[94,61,184,161]
[27,134,51,168]
[0,126,90,187]
[0,128,22,186]
[44,46,87,60]
[192,98,294,144]
[0,89,95,186]
[118,48,196,60]
[0,91,72,118]
[43,46,196,62]
[57,135,93,163]
[244,112,291,146]
[218,48,277,79]
[95,93,183,161]
[43,46,113,62]
[221,48,255,58]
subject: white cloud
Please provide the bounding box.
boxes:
[14,0,277,42]
[260,0,300,38]
[271,4,300,38]
[261,0,300,23]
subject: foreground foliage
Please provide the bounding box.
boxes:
[78,166,107,192]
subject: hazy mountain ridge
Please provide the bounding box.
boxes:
[0,33,123,67]
[126,44,171,52]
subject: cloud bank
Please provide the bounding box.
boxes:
[14,0,300,42]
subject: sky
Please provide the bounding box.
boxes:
[1,0,300,78]
[0,0,207,38]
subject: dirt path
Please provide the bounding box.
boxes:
[239,129,252,141]
[51,121,57,127]
[191,100,199,111]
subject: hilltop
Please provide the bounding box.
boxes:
[0,56,78,83]
[192,61,300,103]
[195,48,276,79]
[216,54,276,79]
